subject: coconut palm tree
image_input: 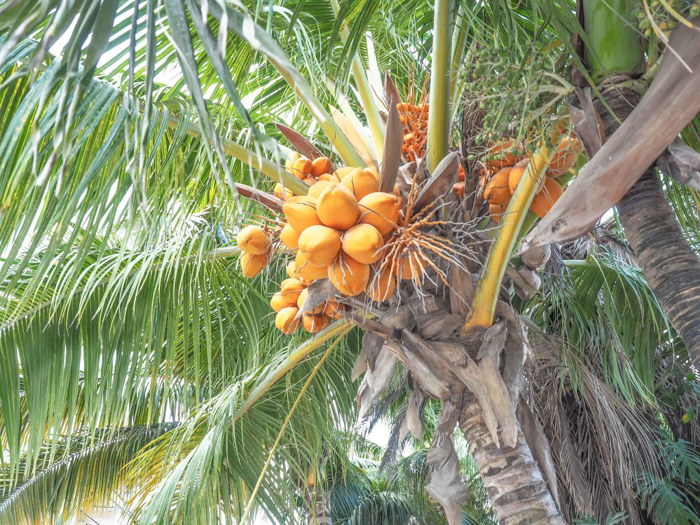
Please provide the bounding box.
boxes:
[0,1,698,524]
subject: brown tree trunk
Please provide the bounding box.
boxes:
[594,83,700,368]
[459,399,564,525]
[305,488,332,525]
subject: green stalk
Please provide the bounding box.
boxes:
[466,143,552,330]
[449,3,469,103]
[329,0,385,161]
[582,0,643,80]
[427,0,454,173]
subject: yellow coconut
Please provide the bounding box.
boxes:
[302,312,331,333]
[508,159,545,194]
[297,289,326,314]
[530,178,564,219]
[308,180,334,199]
[271,292,294,312]
[280,278,306,303]
[276,307,301,335]
[293,157,313,179]
[484,168,512,205]
[548,136,581,177]
[311,157,331,177]
[273,183,293,200]
[368,266,397,302]
[342,224,384,264]
[298,225,342,267]
[295,250,329,281]
[239,252,268,278]
[282,196,322,233]
[341,168,380,201]
[317,184,360,231]
[359,192,400,236]
[237,225,271,255]
[333,166,356,180]
[328,255,370,296]
[280,223,300,250]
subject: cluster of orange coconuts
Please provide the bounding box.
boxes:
[397,102,429,163]
[482,135,581,224]
[273,151,335,200]
[397,100,466,192]
[240,156,406,335]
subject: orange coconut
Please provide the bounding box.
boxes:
[296,288,326,314]
[323,298,343,319]
[318,173,332,182]
[508,159,545,194]
[280,223,300,250]
[237,225,271,255]
[368,266,397,302]
[302,312,331,333]
[311,157,331,177]
[280,278,306,303]
[317,184,360,231]
[273,183,293,200]
[298,225,342,267]
[328,255,370,296]
[342,224,384,264]
[548,136,581,177]
[295,251,329,281]
[240,252,268,278]
[530,178,564,219]
[286,261,296,279]
[341,168,380,201]
[400,251,428,280]
[489,203,508,224]
[308,180,333,199]
[333,166,356,180]
[358,192,400,236]
[484,167,512,205]
[276,307,301,335]
[271,292,294,312]
[282,196,322,233]
[293,157,313,179]
[486,139,522,169]
[302,177,316,187]
[365,166,380,182]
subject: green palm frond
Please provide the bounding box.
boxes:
[522,252,674,398]
[124,330,359,525]
[0,424,174,525]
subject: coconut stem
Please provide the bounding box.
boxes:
[465,141,552,330]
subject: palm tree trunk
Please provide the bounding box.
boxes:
[592,84,700,368]
[617,171,700,367]
[459,399,564,525]
[305,488,332,525]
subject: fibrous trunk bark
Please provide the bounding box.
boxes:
[595,84,700,367]
[459,399,564,525]
[305,488,332,525]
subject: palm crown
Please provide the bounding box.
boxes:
[0,0,699,524]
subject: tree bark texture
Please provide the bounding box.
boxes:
[459,399,565,525]
[595,83,700,368]
[305,488,332,525]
